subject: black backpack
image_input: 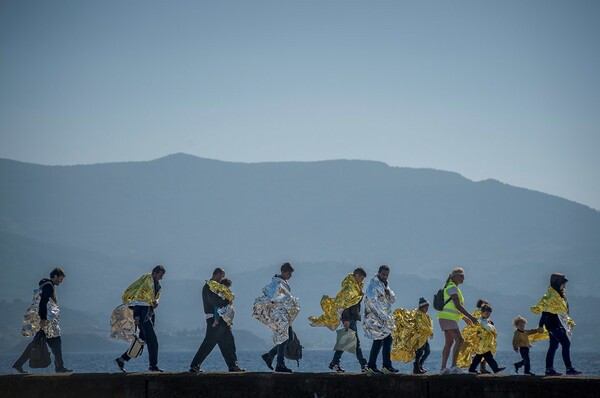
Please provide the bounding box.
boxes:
[433,284,452,311]
[284,329,303,366]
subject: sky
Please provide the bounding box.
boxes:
[1,0,599,210]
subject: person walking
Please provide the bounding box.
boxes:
[363,265,398,374]
[253,262,299,373]
[13,267,73,373]
[189,268,244,373]
[113,265,165,372]
[437,267,478,375]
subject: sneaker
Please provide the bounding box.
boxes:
[524,371,536,376]
[229,366,246,372]
[381,366,399,374]
[480,368,491,374]
[148,366,164,372]
[566,368,582,376]
[363,366,382,374]
[450,366,466,374]
[55,367,74,373]
[275,364,292,373]
[494,367,506,374]
[12,365,28,374]
[261,353,274,370]
[513,362,520,374]
[545,369,562,376]
[468,369,479,374]
[114,358,126,373]
[419,366,428,373]
[440,368,451,375]
[328,363,345,373]
[189,366,203,373]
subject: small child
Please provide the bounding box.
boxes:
[512,315,543,375]
[474,299,491,373]
[413,297,434,374]
[468,304,505,374]
[212,278,232,327]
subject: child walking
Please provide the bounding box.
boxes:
[512,315,544,375]
[468,304,505,374]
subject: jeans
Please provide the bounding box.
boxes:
[331,320,367,367]
[13,336,65,370]
[267,326,292,366]
[469,351,500,372]
[515,347,531,373]
[121,320,159,367]
[546,328,572,370]
[415,341,430,367]
[190,318,238,368]
[368,334,392,369]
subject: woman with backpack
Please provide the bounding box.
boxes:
[437,267,478,374]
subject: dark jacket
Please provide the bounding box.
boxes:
[539,275,569,330]
[202,282,230,315]
[38,278,55,320]
[341,300,362,322]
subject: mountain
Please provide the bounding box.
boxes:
[1,153,599,350]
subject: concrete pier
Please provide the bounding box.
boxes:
[1,372,599,398]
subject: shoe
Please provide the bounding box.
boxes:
[413,364,425,374]
[12,365,28,374]
[381,366,399,374]
[494,367,506,374]
[468,369,479,374]
[480,368,491,374]
[440,368,451,375]
[514,362,520,374]
[55,367,74,373]
[566,368,582,376]
[450,366,466,374]
[419,365,428,373]
[229,366,246,372]
[148,366,164,372]
[114,358,126,373]
[261,353,274,370]
[275,364,292,373]
[189,366,203,373]
[524,371,536,375]
[328,363,345,373]
[545,369,562,376]
[363,366,382,374]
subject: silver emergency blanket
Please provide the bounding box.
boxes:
[218,305,235,327]
[252,276,300,345]
[362,275,396,340]
[21,284,61,339]
[110,304,137,343]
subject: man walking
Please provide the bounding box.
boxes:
[189,267,244,373]
[13,267,73,373]
[114,265,165,372]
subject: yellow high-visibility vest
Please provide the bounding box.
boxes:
[437,282,464,321]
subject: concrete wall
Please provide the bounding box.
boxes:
[1,373,600,398]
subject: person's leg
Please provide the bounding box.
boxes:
[554,328,572,369]
[441,330,454,370]
[216,324,238,369]
[349,321,367,368]
[545,329,560,370]
[521,347,531,373]
[469,354,482,372]
[449,329,464,367]
[140,321,159,368]
[331,349,343,366]
[368,339,383,369]
[382,334,393,369]
[276,340,287,366]
[420,341,430,370]
[12,342,33,369]
[190,319,221,368]
[482,351,500,372]
[46,336,65,370]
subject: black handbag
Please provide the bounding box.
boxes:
[29,330,52,368]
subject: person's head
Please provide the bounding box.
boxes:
[377,265,390,283]
[280,262,294,280]
[353,267,367,284]
[550,273,568,296]
[50,267,66,286]
[418,297,430,313]
[447,267,465,285]
[480,304,492,319]
[476,299,489,309]
[220,278,232,287]
[152,265,166,281]
[513,315,527,331]
[212,267,226,281]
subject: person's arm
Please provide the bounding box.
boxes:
[38,283,53,321]
[512,332,519,351]
[206,287,230,308]
[451,295,477,324]
[538,312,547,328]
[341,308,350,328]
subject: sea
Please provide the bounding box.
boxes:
[1,350,599,376]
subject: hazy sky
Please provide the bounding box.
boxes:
[1,1,599,209]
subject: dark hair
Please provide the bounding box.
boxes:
[213,267,225,277]
[220,278,232,287]
[378,265,390,273]
[281,262,294,273]
[152,265,166,275]
[476,299,489,309]
[50,267,65,279]
[353,267,367,277]
[480,304,492,313]
[550,273,568,297]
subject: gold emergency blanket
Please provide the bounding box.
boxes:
[362,275,396,340]
[21,283,61,338]
[531,286,575,331]
[122,273,161,305]
[308,273,364,330]
[110,304,136,343]
[252,276,300,344]
[457,321,497,368]
[207,280,235,326]
[391,308,433,363]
